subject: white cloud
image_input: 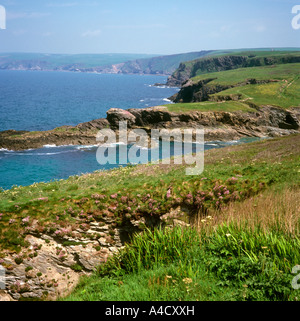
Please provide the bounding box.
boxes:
[12,29,27,36]
[47,2,78,8]
[46,1,100,8]
[81,29,102,37]
[254,24,266,32]
[7,11,51,20]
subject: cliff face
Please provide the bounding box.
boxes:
[166,53,300,87]
[170,78,280,104]
[0,51,214,76]
[1,106,299,151]
[167,55,248,87]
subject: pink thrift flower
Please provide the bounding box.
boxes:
[166,189,172,199]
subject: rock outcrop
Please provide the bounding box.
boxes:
[0,206,188,301]
[166,53,300,87]
[0,106,299,151]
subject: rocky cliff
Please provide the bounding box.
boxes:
[166,53,300,87]
[1,106,299,151]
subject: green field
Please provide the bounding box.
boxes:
[166,101,256,113]
[167,61,300,112]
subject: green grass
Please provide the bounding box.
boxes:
[191,63,300,86]
[0,134,299,253]
[166,101,256,113]
[61,225,300,301]
[168,63,300,111]
[1,135,299,301]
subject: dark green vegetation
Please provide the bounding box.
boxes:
[1,133,298,300]
[167,50,300,85]
[115,50,213,75]
[166,51,300,112]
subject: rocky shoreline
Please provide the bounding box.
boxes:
[0,105,300,151]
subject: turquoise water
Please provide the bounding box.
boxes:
[0,70,180,190]
[0,70,260,191]
[0,139,258,191]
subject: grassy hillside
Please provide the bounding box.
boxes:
[118,50,214,75]
[0,51,214,74]
[167,60,300,111]
[167,50,300,86]
[0,134,299,301]
[60,134,300,301]
[166,101,255,113]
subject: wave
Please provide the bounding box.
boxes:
[43,144,57,148]
[75,144,99,150]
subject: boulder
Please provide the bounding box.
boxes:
[106,108,136,128]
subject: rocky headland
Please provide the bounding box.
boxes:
[0,105,299,152]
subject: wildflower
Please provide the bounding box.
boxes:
[224,190,230,195]
[22,216,30,225]
[182,278,192,284]
[38,197,48,202]
[110,194,118,199]
[166,189,172,199]
[121,196,128,204]
[226,234,231,237]
[166,275,172,279]
[9,219,15,224]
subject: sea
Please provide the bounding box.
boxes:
[0,70,256,191]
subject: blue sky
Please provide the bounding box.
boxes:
[0,0,299,54]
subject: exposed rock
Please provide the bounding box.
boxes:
[0,212,168,301]
[0,105,299,151]
[106,108,136,129]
